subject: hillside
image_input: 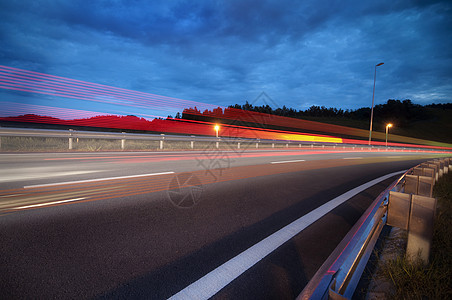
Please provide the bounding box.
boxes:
[219,100,452,144]
[296,107,452,144]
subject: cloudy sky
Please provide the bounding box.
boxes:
[1,0,451,119]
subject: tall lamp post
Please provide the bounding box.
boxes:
[368,62,384,145]
[385,123,393,147]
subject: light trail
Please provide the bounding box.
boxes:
[14,198,86,209]
[0,65,221,111]
[1,65,451,150]
[270,159,306,164]
[0,154,437,212]
[24,171,175,189]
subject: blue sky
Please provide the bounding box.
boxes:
[1,0,451,119]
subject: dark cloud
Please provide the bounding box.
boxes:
[0,0,451,114]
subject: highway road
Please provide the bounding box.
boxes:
[0,148,449,299]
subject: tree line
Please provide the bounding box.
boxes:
[180,100,451,128]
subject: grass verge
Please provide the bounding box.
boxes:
[379,170,452,299]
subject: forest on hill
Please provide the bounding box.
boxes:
[182,100,449,129]
[181,100,452,143]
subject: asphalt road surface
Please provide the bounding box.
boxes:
[0,148,449,299]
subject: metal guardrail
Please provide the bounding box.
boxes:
[297,158,452,300]
[0,127,441,152]
[0,127,352,150]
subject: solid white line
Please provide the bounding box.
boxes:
[343,157,363,160]
[0,170,104,183]
[0,194,24,198]
[13,197,86,209]
[169,170,406,300]
[23,171,175,189]
[270,159,306,164]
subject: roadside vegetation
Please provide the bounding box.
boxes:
[379,170,452,299]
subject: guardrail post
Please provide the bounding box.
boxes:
[237,142,240,149]
[405,175,418,194]
[286,143,288,148]
[190,135,195,149]
[216,139,219,149]
[256,142,259,149]
[387,191,436,265]
[427,163,439,181]
[441,159,447,175]
[407,195,436,264]
[405,174,434,198]
[121,132,125,150]
[69,129,73,150]
[442,159,448,174]
[272,143,274,148]
[433,161,443,178]
[387,191,411,230]
[418,176,434,197]
[160,134,164,150]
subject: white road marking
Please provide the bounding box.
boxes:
[270,159,306,164]
[169,170,406,300]
[0,170,104,183]
[0,194,24,198]
[342,157,363,160]
[13,197,86,209]
[23,171,175,188]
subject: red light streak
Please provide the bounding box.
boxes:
[1,65,451,150]
[0,72,172,109]
[0,65,222,111]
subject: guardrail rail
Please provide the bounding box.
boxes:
[0,127,441,152]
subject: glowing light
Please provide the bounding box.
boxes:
[214,124,220,137]
[386,123,393,147]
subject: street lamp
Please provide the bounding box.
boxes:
[214,124,220,138]
[368,62,384,145]
[385,123,393,147]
